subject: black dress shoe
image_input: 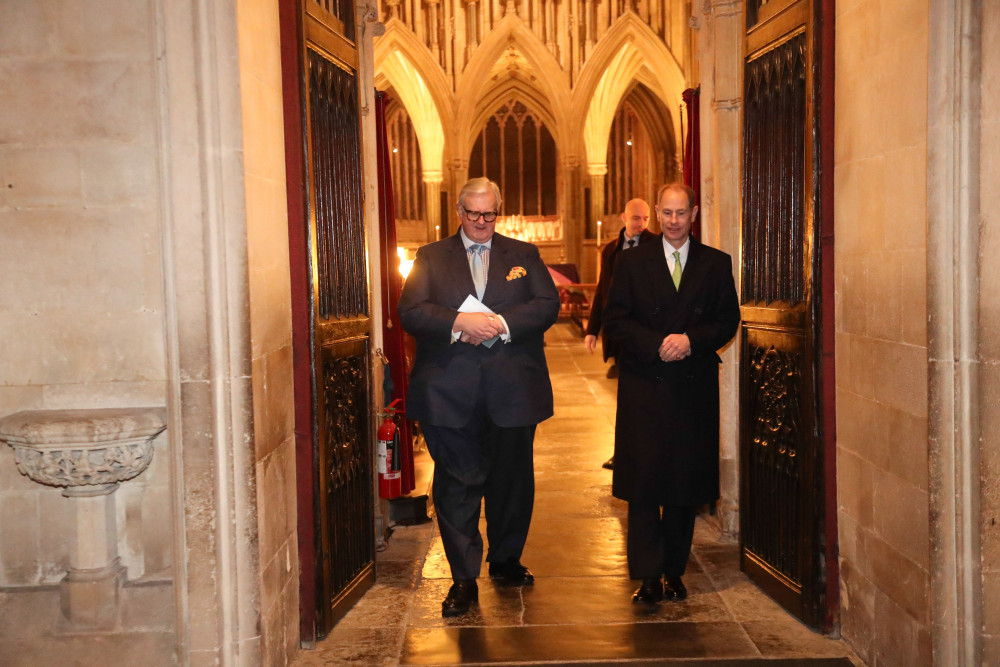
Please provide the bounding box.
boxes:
[442,580,478,617]
[632,577,663,604]
[488,559,534,586]
[602,456,614,470]
[663,576,688,601]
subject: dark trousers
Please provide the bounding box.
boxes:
[626,503,696,579]
[422,409,536,581]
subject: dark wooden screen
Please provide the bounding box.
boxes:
[283,0,375,642]
[307,45,375,637]
[317,340,373,601]
[309,53,369,320]
[740,0,832,630]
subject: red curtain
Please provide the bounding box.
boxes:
[375,91,415,494]
[682,87,701,238]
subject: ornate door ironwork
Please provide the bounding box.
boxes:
[283,0,375,641]
[739,0,834,630]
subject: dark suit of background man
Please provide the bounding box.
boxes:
[584,198,657,470]
[398,177,561,617]
[604,183,740,605]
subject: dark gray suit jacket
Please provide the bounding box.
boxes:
[398,232,561,428]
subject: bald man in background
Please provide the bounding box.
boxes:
[584,198,657,469]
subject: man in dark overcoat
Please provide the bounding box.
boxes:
[398,177,561,617]
[585,198,657,470]
[604,183,740,604]
[584,198,658,367]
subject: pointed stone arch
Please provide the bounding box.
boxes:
[575,13,688,174]
[374,20,453,177]
[455,14,571,160]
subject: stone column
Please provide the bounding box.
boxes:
[696,0,743,538]
[424,170,444,241]
[426,0,441,60]
[562,153,584,271]
[588,161,608,236]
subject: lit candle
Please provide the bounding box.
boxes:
[596,219,602,247]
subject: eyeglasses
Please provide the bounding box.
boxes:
[462,208,498,223]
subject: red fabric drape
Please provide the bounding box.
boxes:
[375,90,415,494]
[682,87,701,239]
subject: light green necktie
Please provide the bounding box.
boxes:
[671,250,682,289]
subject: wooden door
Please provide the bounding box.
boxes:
[281,0,375,641]
[739,0,836,630]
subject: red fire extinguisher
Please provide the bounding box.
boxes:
[377,398,403,499]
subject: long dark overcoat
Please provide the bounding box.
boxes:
[603,236,740,506]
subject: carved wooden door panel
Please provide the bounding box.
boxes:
[283,0,375,641]
[739,0,834,629]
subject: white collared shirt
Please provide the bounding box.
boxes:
[663,235,691,274]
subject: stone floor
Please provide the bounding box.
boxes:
[292,323,862,666]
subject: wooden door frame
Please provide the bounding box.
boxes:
[278,0,318,643]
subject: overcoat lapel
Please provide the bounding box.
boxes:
[648,237,711,334]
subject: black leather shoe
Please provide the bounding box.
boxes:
[632,577,663,604]
[602,456,614,470]
[663,576,688,601]
[488,559,534,586]
[442,580,478,617]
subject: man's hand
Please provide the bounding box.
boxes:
[454,312,505,342]
[659,334,691,362]
[584,334,598,353]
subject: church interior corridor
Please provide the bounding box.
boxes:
[291,323,860,666]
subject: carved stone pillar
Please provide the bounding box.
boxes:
[560,153,583,269]
[423,170,444,241]
[0,408,166,631]
[464,0,479,58]
[426,0,441,60]
[448,158,470,223]
[588,161,608,239]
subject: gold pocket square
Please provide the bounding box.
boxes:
[506,266,527,281]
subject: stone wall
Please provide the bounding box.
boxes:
[979,3,1000,660]
[835,1,931,664]
[0,2,172,588]
[236,0,300,663]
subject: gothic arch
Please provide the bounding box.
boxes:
[622,82,677,163]
[374,20,454,176]
[455,13,571,160]
[575,12,687,171]
[466,77,559,153]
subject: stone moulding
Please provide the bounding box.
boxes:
[0,408,167,496]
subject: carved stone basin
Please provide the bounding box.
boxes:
[1,408,166,496]
[0,407,167,630]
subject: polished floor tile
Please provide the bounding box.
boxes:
[400,622,759,664]
[293,324,862,667]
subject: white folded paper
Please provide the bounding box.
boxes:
[458,294,499,348]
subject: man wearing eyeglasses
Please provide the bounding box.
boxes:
[398,177,561,618]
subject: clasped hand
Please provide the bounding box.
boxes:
[454,312,505,345]
[659,333,691,362]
